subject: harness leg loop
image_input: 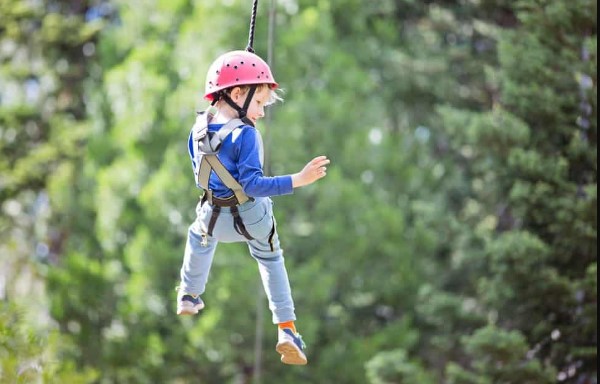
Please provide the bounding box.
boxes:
[207,206,221,238]
[231,206,254,241]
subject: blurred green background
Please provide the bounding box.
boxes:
[0,0,596,383]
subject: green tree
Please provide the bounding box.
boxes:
[447,325,556,384]
[420,0,596,382]
[1,0,107,381]
[0,302,98,383]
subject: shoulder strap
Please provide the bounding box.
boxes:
[208,118,244,152]
[204,156,250,204]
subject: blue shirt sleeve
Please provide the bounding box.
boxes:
[236,127,293,197]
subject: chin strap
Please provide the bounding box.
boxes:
[215,85,258,127]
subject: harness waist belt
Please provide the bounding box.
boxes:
[210,195,240,207]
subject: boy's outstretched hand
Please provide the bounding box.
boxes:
[292,156,331,188]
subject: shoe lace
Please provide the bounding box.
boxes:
[295,333,307,350]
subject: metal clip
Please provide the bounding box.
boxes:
[201,233,208,247]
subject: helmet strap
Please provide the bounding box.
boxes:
[221,85,257,127]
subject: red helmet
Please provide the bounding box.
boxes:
[204,50,278,101]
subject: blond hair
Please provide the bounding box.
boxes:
[225,84,284,106]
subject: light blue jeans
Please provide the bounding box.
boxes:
[179,196,296,324]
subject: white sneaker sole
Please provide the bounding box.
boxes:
[276,341,307,365]
[177,303,204,315]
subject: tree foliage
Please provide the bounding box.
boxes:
[1,0,596,383]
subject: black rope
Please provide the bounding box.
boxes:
[246,0,259,53]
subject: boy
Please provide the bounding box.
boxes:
[177,50,329,365]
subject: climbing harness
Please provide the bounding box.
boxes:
[192,110,255,241]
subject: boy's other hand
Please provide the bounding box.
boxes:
[292,156,330,188]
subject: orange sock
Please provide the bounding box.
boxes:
[278,321,297,333]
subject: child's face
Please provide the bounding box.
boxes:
[230,86,271,125]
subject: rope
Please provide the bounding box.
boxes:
[246,0,259,53]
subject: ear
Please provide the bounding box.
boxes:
[230,87,242,102]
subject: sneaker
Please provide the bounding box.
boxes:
[276,328,307,365]
[176,289,205,315]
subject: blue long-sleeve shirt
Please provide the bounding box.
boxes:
[188,123,293,198]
